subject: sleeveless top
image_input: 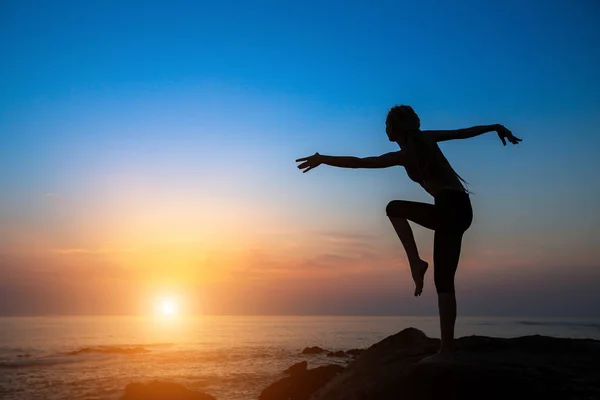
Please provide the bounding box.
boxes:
[402,140,466,197]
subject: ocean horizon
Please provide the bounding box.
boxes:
[1,315,599,400]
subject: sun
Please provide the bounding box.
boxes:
[157,298,179,317]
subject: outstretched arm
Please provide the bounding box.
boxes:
[424,124,522,145]
[296,151,404,173]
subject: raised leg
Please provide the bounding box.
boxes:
[386,200,438,296]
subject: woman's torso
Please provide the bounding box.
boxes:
[401,136,466,197]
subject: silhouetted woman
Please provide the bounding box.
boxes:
[296,105,521,362]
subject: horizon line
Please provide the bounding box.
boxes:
[1,313,599,319]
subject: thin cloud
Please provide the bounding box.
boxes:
[50,247,136,254]
[317,231,376,243]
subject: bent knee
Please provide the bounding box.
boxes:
[386,200,407,217]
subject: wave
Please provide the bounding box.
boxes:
[65,345,150,356]
[140,342,173,348]
[0,354,111,369]
[0,343,173,369]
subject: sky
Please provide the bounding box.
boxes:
[1,0,599,317]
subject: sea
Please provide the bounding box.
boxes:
[1,315,600,400]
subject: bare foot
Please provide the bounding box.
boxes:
[410,259,428,296]
[418,351,455,364]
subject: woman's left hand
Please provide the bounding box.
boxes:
[496,125,522,146]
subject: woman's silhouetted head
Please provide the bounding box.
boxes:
[385,105,470,191]
[386,105,421,143]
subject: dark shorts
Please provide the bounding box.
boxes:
[434,190,473,233]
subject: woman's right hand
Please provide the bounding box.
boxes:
[296,152,323,173]
[496,125,522,146]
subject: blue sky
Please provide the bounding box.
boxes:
[1,0,599,316]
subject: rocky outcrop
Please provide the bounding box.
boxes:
[284,360,308,375]
[345,349,363,357]
[259,364,345,400]
[120,381,216,400]
[309,327,600,400]
[301,346,326,354]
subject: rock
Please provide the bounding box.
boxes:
[327,350,346,357]
[345,349,363,357]
[259,364,345,400]
[301,346,326,354]
[284,361,308,375]
[120,381,216,400]
[309,327,600,400]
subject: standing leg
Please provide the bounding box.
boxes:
[438,291,457,353]
[435,231,463,353]
[386,200,438,296]
[419,191,473,363]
